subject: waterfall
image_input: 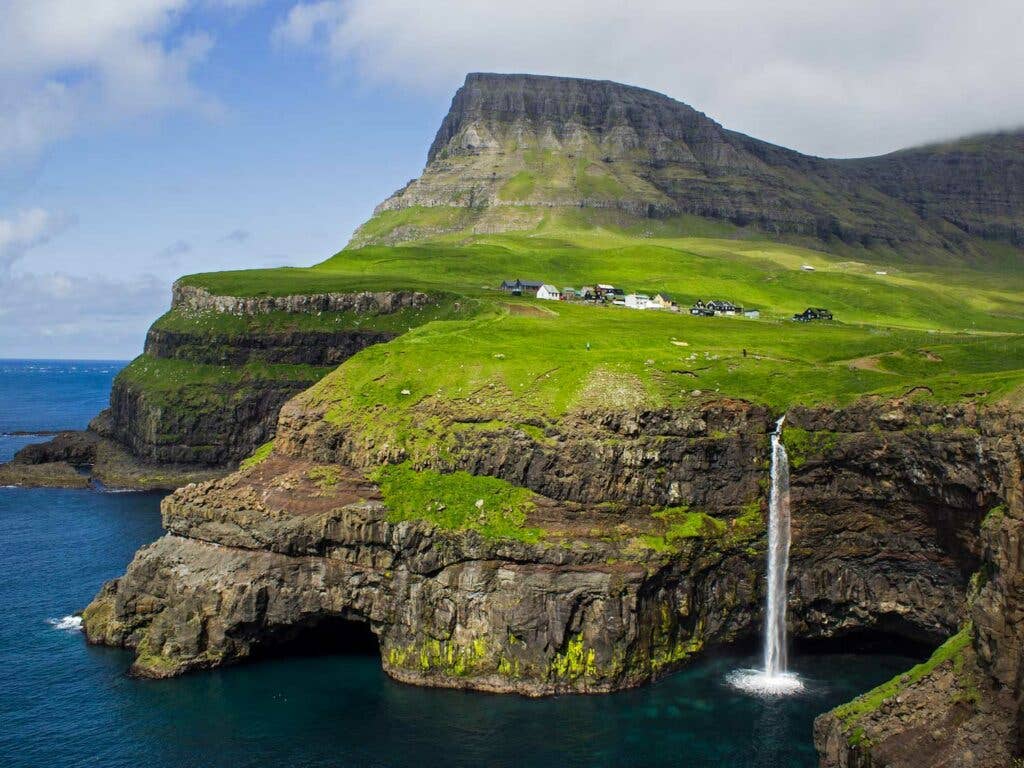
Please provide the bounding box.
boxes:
[727,415,803,695]
[764,415,791,678]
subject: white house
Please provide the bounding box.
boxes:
[536,284,561,301]
[801,264,816,271]
[625,293,657,310]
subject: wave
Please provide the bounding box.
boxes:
[47,615,83,633]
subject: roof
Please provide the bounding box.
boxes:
[539,284,558,292]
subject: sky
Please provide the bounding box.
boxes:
[0,0,1021,359]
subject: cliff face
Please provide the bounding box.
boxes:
[371,73,1024,258]
[92,287,433,467]
[813,409,1024,767]
[83,399,1017,711]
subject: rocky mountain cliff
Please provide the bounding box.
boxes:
[371,73,1024,260]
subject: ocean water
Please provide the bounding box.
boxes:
[0,360,918,767]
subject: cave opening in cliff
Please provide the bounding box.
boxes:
[252,615,380,660]
[792,630,933,661]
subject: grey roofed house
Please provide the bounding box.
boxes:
[500,278,544,294]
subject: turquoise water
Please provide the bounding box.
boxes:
[0,361,918,767]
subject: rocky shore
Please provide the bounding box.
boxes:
[82,399,1019,720]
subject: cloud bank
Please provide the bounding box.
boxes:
[0,0,220,164]
[0,208,75,273]
[275,0,1024,157]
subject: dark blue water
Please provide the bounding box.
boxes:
[0,361,918,767]
[0,359,126,462]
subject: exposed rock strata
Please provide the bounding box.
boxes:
[813,406,1024,767]
[0,288,436,485]
[0,429,223,490]
[371,73,1024,258]
[83,400,1014,708]
[170,284,430,316]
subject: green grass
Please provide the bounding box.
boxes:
[118,355,334,404]
[637,507,727,552]
[371,462,542,542]
[499,171,537,201]
[180,226,1024,334]
[162,221,1024,470]
[831,625,973,743]
[240,440,274,470]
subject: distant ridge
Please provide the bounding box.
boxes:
[367,72,1024,261]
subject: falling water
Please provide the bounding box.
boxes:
[727,415,803,695]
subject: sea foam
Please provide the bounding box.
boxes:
[48,615,83,633]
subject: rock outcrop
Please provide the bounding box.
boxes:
[367,73,1024,260]
[82,399,1017,712]
[813,407,1024,767]
[0,286,440,487]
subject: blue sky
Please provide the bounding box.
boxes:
[0,0,1021,358]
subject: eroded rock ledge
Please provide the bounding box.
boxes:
[81,399,1019,713]
[0,288,439,487]
[171,284,431,316]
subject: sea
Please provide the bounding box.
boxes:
[0,359,919,768]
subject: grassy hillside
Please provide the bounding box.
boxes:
[170,220,1024,469]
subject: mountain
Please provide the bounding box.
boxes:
[367,73,1024,261]
[6,70,1024,768]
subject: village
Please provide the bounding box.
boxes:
[499,278,832,322]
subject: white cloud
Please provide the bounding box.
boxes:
[274,0,1024,157]
[0,1,231,163]
[0,269,168,358]
[0,208,75,273]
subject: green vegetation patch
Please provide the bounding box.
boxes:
[240,440,274,470]
[371,463,542,542]
[781,427,839,469]
[549,634,598,681]
[499,171,537,201]
[307,465,342,490]
[637,506,726,552]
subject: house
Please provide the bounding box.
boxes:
[793,307,833,322]
[595,284,625,301]
[578,286,597,301]
[500,279,543,296]
[536,284,561,301]
[707,300,742,316]
[561,287,578,301]
[801,264,816,271]
[691,299,744,316]
[625,293,656,310]
[743,309,760,319]
[652,293,677,310]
